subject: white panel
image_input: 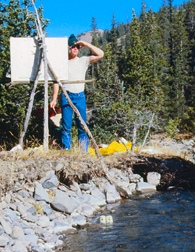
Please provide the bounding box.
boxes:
[10,37,68,83]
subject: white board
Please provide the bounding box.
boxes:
[10,37,68,83]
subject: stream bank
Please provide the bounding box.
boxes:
[0,134,194,251]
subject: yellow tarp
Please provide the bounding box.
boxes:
[88,140,135,156]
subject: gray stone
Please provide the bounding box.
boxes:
[136,182,156,193]
[81,193,106,207]
[55,162,64,172]
[13,240,28,252]
[23,234,38,245]
[130,174,143,183]
[0,225,4,235]
[53,222,74,233]
[23,228,35,235]
[18,189,30,198]
[91,187,106,202]
[74,203,96,217]
[0,217,12,235]
[31,245,45,252]
[71,215,87,227]
[43,205,53,216]
[128,183,136,193]
[0,236,8,247]
[147,172,161,186]
[22,213,38,223]
[79,183,91,191]
[17,203,28,216]
[12,226,25,239]
[34,182,51,203]
[4,194,11,204]
[51,189,79,214]
[104,183,121,204]
[40,231,58,243]
[42,174,58,189]
[28,206,37,216]
[0,200,8,210]
[4,208,19,222]
[36,215,50,228]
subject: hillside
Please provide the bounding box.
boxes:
[77,29,104,43]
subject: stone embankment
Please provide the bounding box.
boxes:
[0,134,194,251]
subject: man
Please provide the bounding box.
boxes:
[50,34,104,152]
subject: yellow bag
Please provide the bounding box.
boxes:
[89,141,133,156]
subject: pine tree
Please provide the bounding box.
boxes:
[184,0,195,109]
[172,8,190,119]
[158,1,191,131]
[122,11,157,110]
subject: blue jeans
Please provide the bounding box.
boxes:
[60,91,88,152]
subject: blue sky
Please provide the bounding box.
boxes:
[35,0,187,37]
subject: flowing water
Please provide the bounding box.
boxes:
[59,190,195,252]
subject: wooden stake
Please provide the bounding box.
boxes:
[32,0,49,151]
[19,45,43,148]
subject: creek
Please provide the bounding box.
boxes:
[59,190,195,252]
[55,156,195,252]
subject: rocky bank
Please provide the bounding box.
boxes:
[0,135,194,251]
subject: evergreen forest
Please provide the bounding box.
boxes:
[0,0,195,150]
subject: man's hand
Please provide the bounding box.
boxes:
[50,100,56,110]
[74,40,87,49]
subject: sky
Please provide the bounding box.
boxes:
[35,0,187,37]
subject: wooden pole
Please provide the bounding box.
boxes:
[19,46,43,148]
[42,36,49,151]
[8,79,95,86]
[32,0,49,151]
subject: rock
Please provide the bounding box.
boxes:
[55,162,64,172]
[23,234,39,245]
[18,189,30,198]
[0,200,8,209]
[90,187,106,205]
[34,182,51,203]
[74,202,97,217]
[36,216,50,228]
[71,215,87,227]
[147,172,161,186]
[136,182,156,193]
[12,226,24,239]
[79,183,91,191]
[0,217,12,235]
[42,174,58,189]
[53,222,74,233]
[13,240,28,252]
[51,189,79,214]
[0,235,9,247]
[104,183,121,204]
[140,146,164,155]
[128,183,137,193]
[43,205,53,216]
[80,193,106,207]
